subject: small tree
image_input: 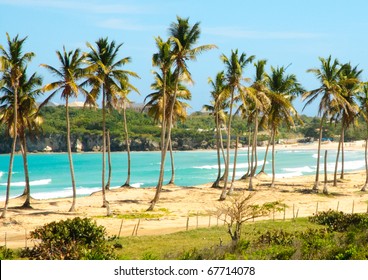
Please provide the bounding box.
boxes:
[216,192,272,245]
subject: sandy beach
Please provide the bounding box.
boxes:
[1,141,367,249]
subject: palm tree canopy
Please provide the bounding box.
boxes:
[0,33,35,96]
[40,47,87,107]
[169,16,217,83]
[86,37,140,108]
[0,67,43,137]
[266,65,303,132]
[145,70,191,124]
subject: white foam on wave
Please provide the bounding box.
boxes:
[0,171,3,178]
[283,166,315,173]
[130,182,144,188]
[275,172,303,178]
[0,178,52,187]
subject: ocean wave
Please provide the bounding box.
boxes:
[275,172,303,178]
[0,178,52,187]
[283,166,315,173]
[0,171,3,178]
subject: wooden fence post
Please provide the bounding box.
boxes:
[118,219,124,238]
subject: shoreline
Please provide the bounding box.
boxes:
[1,168,367,249]
[0,139,366,156]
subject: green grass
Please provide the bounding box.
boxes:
[111,218,325,260]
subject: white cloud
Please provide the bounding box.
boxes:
[0,0,153,14]
[97,18,163,32]
[203,27,323,40]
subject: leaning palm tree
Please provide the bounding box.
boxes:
[219,49,254,201]
[0,68,43,208]
[302,56,349,192]
[266,66,303,187]
[86,37,139,207]
[148,16,216,210]
[357,84,368,191]
[0,33,34,218]
[40,47,86,212]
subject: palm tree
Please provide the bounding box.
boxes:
[302,56,349,192]
[115,81,140,188]
[86,37,139,207]
[148,16,216,210]
[204,71,228,188]
[0,68,43,208]
[357,84,368,191]
[332,63,361,186]
[0,33,34,218]
[266,66,303,187]
[241,59,270,190]
[144,70,191,184]
[40,47,86,212]
[219,49,254,201]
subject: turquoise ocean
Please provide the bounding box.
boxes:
[0,148,366,201]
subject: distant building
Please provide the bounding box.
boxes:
[126,102,149,113]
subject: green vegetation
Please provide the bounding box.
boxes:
[1,105,362,148]
[2,211,367,260]
[20,217,116,260]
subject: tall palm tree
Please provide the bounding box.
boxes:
[204,71,228,188]
[302,56,348,192]
[86,37,139,207]
[148,16,216,210]
[241,59,270,190]
[144,70,191,184]
[332,63,361,185]
[219,49,254,201]
[40,47,86,212]
[0,68,43,208]
[266,66,303,187]
[357,84,368,191]
[115,81,139,188]
[0,33,34,218]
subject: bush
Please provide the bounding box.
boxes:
[0,246,14,260]
[22,217,116,260]
[309,210,368,232]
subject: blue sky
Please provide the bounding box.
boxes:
[1,0,368,116]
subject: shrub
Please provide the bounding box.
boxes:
[309,210,368,232]
[22,217,116,260]
[0,246,14,260]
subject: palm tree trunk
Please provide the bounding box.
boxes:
[66,97,77,212]
[313,115,324,192]
[148,70,168,211]
[122,106,131,187]
[241,131,251,179]
[168,137,175,185]
[105,129,112,190]
[228,135,239,195]
[20,132,31,208]
[340,127,345,179]
[270,129,276,188]
[259,138,270,174]
[101,89,107,207]
[212,112,222,188]
[323,150,328,194]
[1,86,18,219]
[361,135,368,192]
[333,130,342,187]
[220,90,235,201]
[252,115,259,176]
